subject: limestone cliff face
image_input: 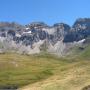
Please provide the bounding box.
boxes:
[0,18,90,55]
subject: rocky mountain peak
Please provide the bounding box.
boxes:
[73,18,90,28]
[0,18,90,55]
[25,22,48,30]
[53,23,70,32]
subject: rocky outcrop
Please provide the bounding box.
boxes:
[64,18,90,42]
[0,18,90,55]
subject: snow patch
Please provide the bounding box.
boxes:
[74,39,86,44]
[23,31,31,34]
[16,34,21,37]
[25,27,30,30]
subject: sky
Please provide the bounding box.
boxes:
[0,0,90,26]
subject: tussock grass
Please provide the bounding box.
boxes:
[0,53,67,89]
[19,47,90,90]
[0,48,90,90]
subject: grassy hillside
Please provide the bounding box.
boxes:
[20,60,90,90]
[19,46,90,90]
[0,53,68,89]
[0,47,90,90]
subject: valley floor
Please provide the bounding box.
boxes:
[19,60,90,90]
[0,52,90,90]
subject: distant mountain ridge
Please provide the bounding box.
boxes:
[0,18,90,55]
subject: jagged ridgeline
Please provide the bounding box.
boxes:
[0,18,90,55]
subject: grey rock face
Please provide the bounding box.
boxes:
[64,18,90,42]
[0,18,90,55]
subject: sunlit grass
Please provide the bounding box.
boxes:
[0,47,90,90]
[0,53,68,89]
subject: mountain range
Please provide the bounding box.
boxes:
[0,18,90,56]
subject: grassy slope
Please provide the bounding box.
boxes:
[0,46,90,90]
[19,61,90,90]
[0,53,68,89]
[19,47,90,90]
